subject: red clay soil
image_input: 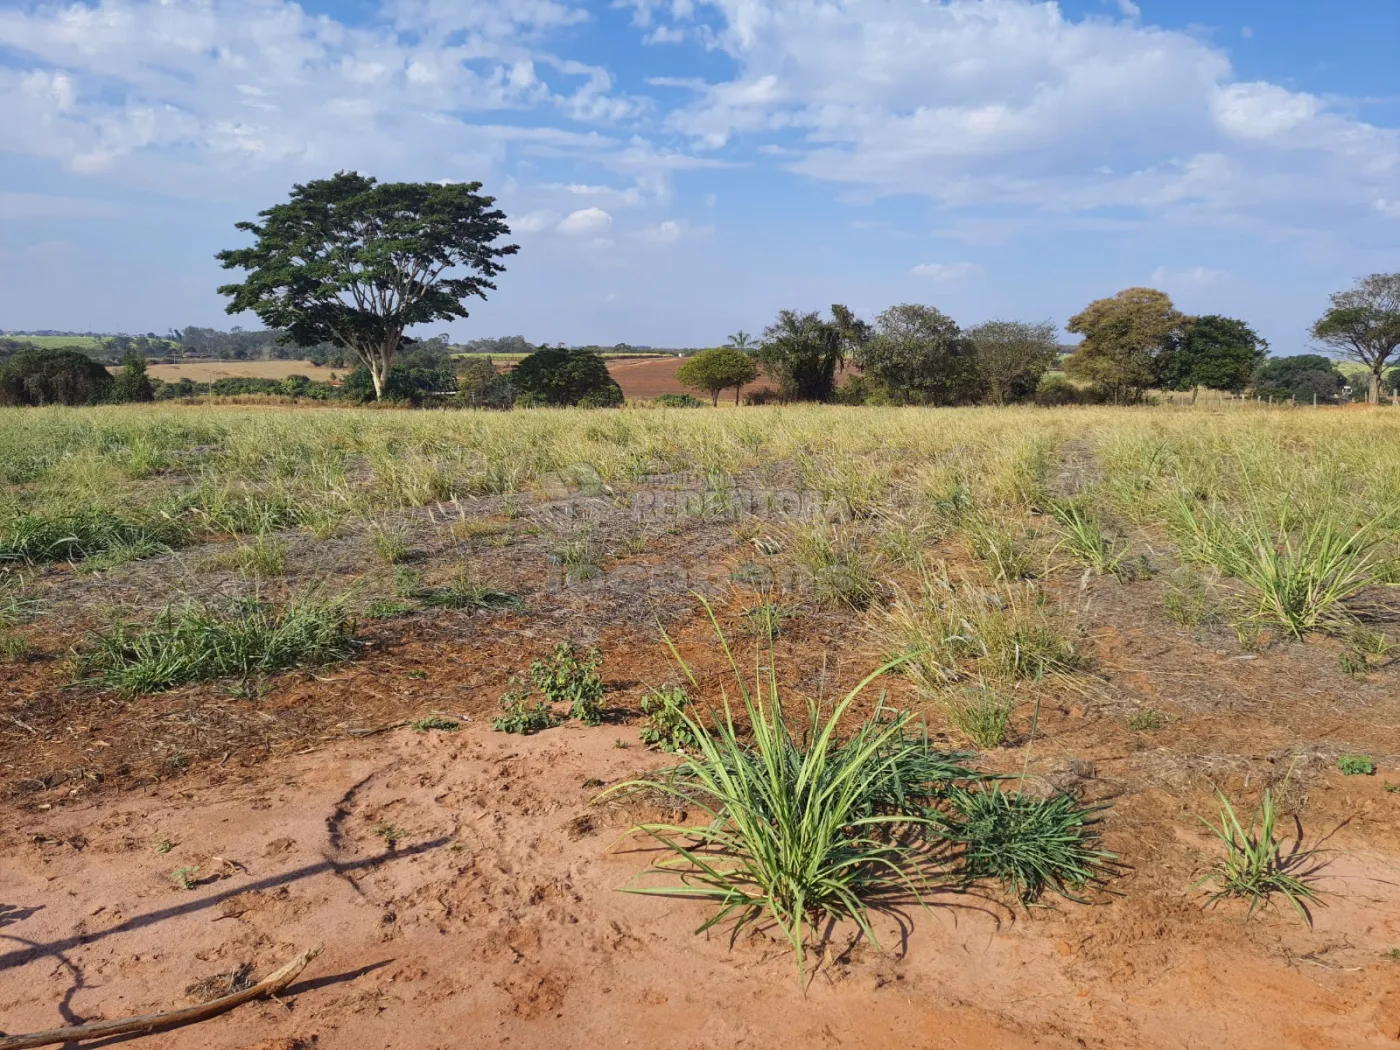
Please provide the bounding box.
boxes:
[3,717,1399,1050]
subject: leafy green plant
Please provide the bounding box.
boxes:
[1195,789,1322,921]
[171,865,200,891]
[639,685,698,752]
[81,595,357,695]
[944,784,1112,903]
[371,822,404,849]
[531,642,605,725]
[491,681,558,735]
[1337,754,1375,776]
[605,607,977,980]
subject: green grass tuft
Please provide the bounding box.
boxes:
[945,784,1112,903]
[82,595,358,695]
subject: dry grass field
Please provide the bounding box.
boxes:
[2,401,1400,1049]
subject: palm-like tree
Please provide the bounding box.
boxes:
[724,330,755,352]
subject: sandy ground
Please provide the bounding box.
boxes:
[3,721,1399,1050]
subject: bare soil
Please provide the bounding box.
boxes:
[4,475,1400,1048]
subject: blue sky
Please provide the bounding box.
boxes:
[1,0,1396,351]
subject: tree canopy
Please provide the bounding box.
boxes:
[1310,273,1400,404]
[216,172,517,399]
[855,304,983,405]
[675,346,758,405]
[1251,354,1345,403]
[1158,315,1268,395]
[756,306,866,402]
[509,346,623,407]
[0,348,114,406]
[1065,287,1184,403]
[965,319,1060,404]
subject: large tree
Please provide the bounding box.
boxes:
[676,346,759,405]
[1158,315,1268,397]
[510,346,623,407]
[966,319,1059,405]
[756,305,866,402]
[1310,273,1400,404]
[0,347,113,406]
[1252,354,1345,403]
[856,303,983,405]
[216,172,516,400]
[1065,287,1184,403]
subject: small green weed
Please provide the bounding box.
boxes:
[1163,568,1215,628]
[372,822,405,849]
[412,569,521,612]
[410,715,461,732]
[741,601,794,642]
[1128,708,1166,731]
[1337,754,1375,776]
[170,865,200,891]
[365,598,415,620]
[492,680,559,735]
[639,685,698,752]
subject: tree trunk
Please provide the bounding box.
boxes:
[1370,368,1381,405]
[711,389,719,407]
[370,361,386,400]
[734,386,741,406]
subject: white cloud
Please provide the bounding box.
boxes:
[1150,265,1229,288]
[1374,200,1400,219]
[911,262,980,281]
[637,218,711,243]
[513,209,559,233]
[653,0,1397,237]
[557,206,613,235]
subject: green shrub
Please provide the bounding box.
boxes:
[639,685,697,752]
[654,393,708,408]
[492,679,558,734]
[531,642,605,725]
[0,347,113,406]
[510,347,623,407]
[1337,754,1375,776]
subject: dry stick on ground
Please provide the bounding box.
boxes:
[0,944,323,1050]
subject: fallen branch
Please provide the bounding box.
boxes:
[0,944,323,1050]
